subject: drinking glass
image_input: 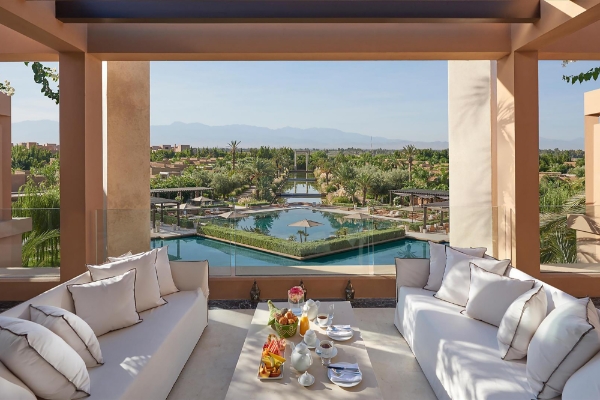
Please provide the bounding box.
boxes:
[319,340,334,366]
[327,304,335,325]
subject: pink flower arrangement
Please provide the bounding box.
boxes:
[288,286,304,303]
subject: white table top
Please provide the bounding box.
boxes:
[224,301,383,399]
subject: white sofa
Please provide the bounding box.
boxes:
[0,261,209,400]
[394,258,600,400]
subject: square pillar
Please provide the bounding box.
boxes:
[0,94,10,219]
[103,61,151,257]
[495,51,540,276]
[448,61,495,251]
[568,89,600,262]
[59,53,104,280]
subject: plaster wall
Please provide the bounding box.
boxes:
[448,61,494,251]
[103,61,151,258]
[572,91,600,262]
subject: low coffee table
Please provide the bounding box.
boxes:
[224,301,383,399]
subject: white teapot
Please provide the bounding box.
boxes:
[289,341,313,372]
[303,299,321,321]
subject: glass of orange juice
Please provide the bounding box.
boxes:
[299,309,310,337]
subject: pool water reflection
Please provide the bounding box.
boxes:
[211,208,398,241]
[151,236,431,267]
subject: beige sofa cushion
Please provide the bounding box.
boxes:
[68,269,142,336]
[424,242,486,291]
[527,298,600,399]
[30,304,104,367]
[87,289,207,400]
[0,316,90,400]
[497,286,547,360]
[435,248,510,307]
[0,361,36,400]
[89,249,166,312]
[465,264,534,327]
[109,247,179,297]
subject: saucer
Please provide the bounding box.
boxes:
[303,337,320,349]
[316,346,338,359]
[327,362,362,388]
[326,329,353,342]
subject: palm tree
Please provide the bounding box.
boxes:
[539,193,585,263]
[402,145,418,182]
[355,168,375,206]
[244,157,276,200]
[319,159,334,185]
[297,230,305,243]
[228,140,241,171]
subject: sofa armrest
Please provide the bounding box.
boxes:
[395,258,430,300]
[170,261,209,298]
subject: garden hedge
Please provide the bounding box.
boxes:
[198,224,405,258]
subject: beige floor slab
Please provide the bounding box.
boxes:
[168,308,436,400]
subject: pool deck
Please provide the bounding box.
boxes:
[151,225,197,239]
[150,205,449,244]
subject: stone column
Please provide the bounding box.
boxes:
[568,89,600,262]
[0,94,32,268]
[59,53,104,280]
[495,51,540,276]
[103,61,151,257]
[0,94,10,218]
[448,61,495,251]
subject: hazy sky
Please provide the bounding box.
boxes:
[2,60,599,141]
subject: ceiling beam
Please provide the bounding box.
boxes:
[539,19,600,59]
[512,0,600,51]
[87,23,511,61]
[56,0,539,23]
[0,25,58,62]
[0,0,86,52]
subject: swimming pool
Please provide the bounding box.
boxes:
[211,208,399,241]
[151,235,431,267]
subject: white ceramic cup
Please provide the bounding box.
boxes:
[316,313,329,327]
[319,340,334,361]
[304,329,317,346]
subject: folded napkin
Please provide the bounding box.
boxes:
[327,325,353,338]
[329,363,362,384]
[328,325,351,331]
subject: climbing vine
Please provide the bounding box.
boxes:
[0,62,59,104]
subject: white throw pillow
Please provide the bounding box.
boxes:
[29,304,103,368]
[562,349,600,400]
[109,247,178,297]
[68,269,142,336]
[497,286,547,360]
[434,247,510,307]
[0,317,90,400]
[464,264,534,327]
[395,258,430,289]
[527,298,600,399]
[424,242,486,291]
[88,248,166,312]
[0,361,36,400]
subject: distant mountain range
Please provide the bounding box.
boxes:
[11,120,585,150]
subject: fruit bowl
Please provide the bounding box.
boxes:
[272,318,298,338]
[267,300,299,338]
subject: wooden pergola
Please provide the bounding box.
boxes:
[150,196,180,229]
[389,189,449,206]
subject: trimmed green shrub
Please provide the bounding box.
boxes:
[160,215,195,229]
[199,224,405,258]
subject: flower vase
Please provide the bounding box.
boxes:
[288,286,305,317]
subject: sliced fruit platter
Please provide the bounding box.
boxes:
[258,334,287,380]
